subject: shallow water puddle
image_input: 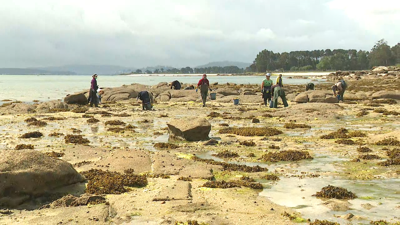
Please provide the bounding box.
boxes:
[197,151,399,223]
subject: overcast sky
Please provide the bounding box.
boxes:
[0,0,399,68]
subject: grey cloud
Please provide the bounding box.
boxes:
[0,0,398,68]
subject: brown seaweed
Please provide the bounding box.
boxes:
[20,131,43,139]
[219,127,282,136]
[65,135,90,145]
[212,150,239,158]
[313,185,357,199]
[81,169,148,194]
[153,142,179,149]
[15,144,34,150]
[260,150,313,162]
[283,123,311,129]
[192,156,268,172]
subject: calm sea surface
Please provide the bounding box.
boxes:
[0,74,326,102]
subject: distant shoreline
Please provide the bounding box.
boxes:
[126,72,331,77]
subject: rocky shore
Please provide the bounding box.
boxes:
[0,70,399,225]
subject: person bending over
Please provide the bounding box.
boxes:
[137,91,153,110]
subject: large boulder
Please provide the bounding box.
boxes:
[308,90,332,102]
[371,91,400,100]
[64,93,87,105]
[294,93,309,103]
[100,83,149,102]
[0,150,85,208]
[216,88,239,96]
[167,118,211,141]
[372,66,388,73]
[36,100,69,113]
[0,103,36,115]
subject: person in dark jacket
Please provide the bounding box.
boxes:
[197,74,211,107]
[88,74,99,107]
[306,83,315,91]
[137,91,153,110]
[270,84,288,108]
[170,80,182,90]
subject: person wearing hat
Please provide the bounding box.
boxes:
[276,74,283,87]
[261,73,273,106]
[88,74,99,107]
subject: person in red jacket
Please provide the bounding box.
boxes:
[197,74,212,107]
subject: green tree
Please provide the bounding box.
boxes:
[391,43,400,65]
[369,39,394,67]
[316,57,331,70]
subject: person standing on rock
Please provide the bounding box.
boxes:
[137,91,153,110]
[270,84,288,108]
[197,74,212,107]
[276,74,283,87]
[88,74,99,107]
[332,78,347,101]
[170,80,182,90]
[261,73,273,106]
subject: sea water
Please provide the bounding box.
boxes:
[0,74,326,103]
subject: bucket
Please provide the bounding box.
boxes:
[210,93,216,100]
[233,99,239,105]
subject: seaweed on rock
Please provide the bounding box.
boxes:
[375,138,400,146]
[153,143,179,150]
[357,146,372,153]
[15,144,34,150]
[219,127,282,137]
[202,180,263,190]
[24,117,38,123]
[260,150,313,162]
[212,150,239,158]
[81,169,148,194]
[283,123,311,129]
[239,140,256,146]
[45,151,65,158]
[309,220,340,225]
[105,120,126,126]
[313,185,357,199]
[335,139,356,145]
[192,156,268,172]
[20,131,43,139]
[28,120,48,127]
[65,135,90,145]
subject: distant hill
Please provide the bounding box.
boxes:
[34,65,135,75]
[196,61,251,69]
[0,68,75,75]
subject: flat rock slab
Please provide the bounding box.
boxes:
[62,146,151,174]
[153,181,192,201]
[152,152,221,178]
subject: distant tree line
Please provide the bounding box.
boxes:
[130,66,244,74]
[247,39,400,72]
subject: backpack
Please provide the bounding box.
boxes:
[340,80,347,89]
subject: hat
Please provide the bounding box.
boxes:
[266,73,271,77]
